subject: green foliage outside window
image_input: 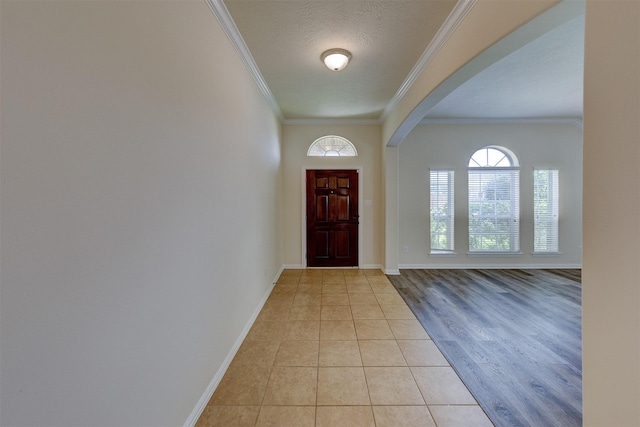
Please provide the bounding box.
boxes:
[430,205,450,249]
[469,171,519,252]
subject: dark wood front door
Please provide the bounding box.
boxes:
[306,169,359,267]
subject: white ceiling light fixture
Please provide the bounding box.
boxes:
[321,48,352,71]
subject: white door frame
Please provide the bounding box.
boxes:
[301,166,364,268]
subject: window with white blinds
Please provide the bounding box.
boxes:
[430,170,454,252]
[534,169,559,253]
[468,147,520,252]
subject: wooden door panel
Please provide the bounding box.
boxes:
[335,230,350,258]
[314,231,330,258]
[316,195,329,222]
[306,170,358,267]
[337,195,350,221]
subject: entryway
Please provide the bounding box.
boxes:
[306,169,359,267]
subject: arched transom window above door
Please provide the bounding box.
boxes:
[307,135,358,157]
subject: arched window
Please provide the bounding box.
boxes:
[307,135,357,157]
[468,146,520,252]
[468,146,519,167]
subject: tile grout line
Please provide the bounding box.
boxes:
[199,269,490,426]
[313,274,319,426]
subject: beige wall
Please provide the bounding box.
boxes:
[583,0,640,424]
[282,125,383,268]
[0,1,282,426]
[398,123,583,268]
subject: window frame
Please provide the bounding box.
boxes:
[307,135,358,157]
[429,169,455,253]
[468,147,521,254]
[533,169,560,254]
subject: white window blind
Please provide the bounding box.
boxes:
[534,169,559,253]
[430,170,455,252]
[468,168,520,252]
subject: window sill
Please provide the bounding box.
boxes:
[532,251,562,257]
[467,251,523,257]
[430,251,458,257]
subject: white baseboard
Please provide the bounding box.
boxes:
[277,263,582,272]
[183,266,283,427]
[399,263,582,269]
[281,264,386,270]
[282,264,304,269]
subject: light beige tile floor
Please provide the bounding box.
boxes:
[196,269,493,427]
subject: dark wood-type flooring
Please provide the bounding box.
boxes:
[388,269,582,427]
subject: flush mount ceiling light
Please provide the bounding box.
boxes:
[321,48,352,71]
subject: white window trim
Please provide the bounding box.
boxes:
[468,146,520,254]
[429,169,455,253]
[467,251,523,257]
[307,135,358,157]
[533,168,560,254]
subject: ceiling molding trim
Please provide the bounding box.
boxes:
[419,117,584,128]
[282,118,382,126]
[205,0,284,121]
[379,0,478,122]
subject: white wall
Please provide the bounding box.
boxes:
[281,125,383,268]
[398,123,582,268]
[0,2,282,426]
[582,0,640,424]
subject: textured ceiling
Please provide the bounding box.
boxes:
[220,0,585,123]
[426,13,584,120]
[223,0,457,120]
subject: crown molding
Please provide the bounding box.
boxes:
[419,117,583,128]
[379,0,478,122]
[282,118,381,126]
[205,0,284,121]
[205,0,582,132]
